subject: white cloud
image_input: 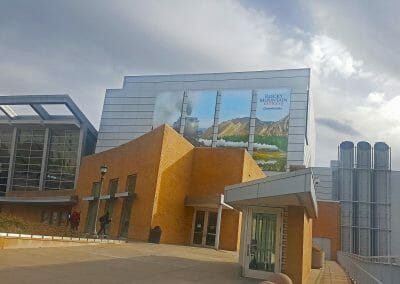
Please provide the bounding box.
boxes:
[306,35,364,78]
[1,0,400,168]
[367,92,385,105]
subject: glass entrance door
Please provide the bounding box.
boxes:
[192,209,218,247]
[244,207,282,279]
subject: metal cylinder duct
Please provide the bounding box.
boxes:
[339,141,354,168]
[338,141,354,253]
[374,142,389,170]
[356,141,372,256]
[356,141,372,169]
[373,142,390,256]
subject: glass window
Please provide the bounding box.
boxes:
[126,175,137,194]
[152,91,184,131]
[253,89,291,172]
[41,211,50,224]
[249,212,277,272]
[11,128,45,191]
[217,90,252,148]
[44,128,79,191]
[108,179,118,196]
[92,182,100,197]
[183,90,216,147]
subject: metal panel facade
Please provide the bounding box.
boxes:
[96,69,314,170]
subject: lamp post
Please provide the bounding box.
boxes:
[93,164,108,236]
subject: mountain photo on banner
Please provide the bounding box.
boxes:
[254,89,290,172]
[214,90,252,148]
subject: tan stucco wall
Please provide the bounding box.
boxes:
[151,126,194,245]
[241,151,266,182]
[312,201,341,260]
[74,124,166,240]
[189,147,265,251]
[286,206,312,284]
[0,124,262,251]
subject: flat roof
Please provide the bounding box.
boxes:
[123,68,310,85]
[0,95,97,135]
[224,168,318,218]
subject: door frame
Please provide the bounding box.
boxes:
[243,206,283,279]
[191,208,218,248]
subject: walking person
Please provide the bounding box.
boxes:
[70,211,78,230]
[98,211,111,237]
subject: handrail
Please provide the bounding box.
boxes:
[338,251,382,284]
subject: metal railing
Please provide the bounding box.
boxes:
[0,232,125,244]
[338,251,400,284]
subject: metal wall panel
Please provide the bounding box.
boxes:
[96,69,312,173]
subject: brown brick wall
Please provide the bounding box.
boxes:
[312,201,341,260]
[1,204,71,224]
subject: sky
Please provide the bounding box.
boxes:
[0,0,399,168]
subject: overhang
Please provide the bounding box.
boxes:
[185,194,233,210]
[0,195,78,205]
[224,168,318,218]
[0,95,97,136]
[82,192,136,202]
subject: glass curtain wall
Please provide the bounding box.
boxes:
[0,128,13,195]
[44,129,79,190]
[12,129,45,191]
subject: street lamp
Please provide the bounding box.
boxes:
[93,164,108,236]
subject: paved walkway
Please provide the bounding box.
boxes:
[320,261,352,284]
[0,242,259,283]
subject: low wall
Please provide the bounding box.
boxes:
[0,233,124,250]
[337,251,400,284]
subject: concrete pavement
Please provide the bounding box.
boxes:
[0,242,259,283]
[320,261,352,284]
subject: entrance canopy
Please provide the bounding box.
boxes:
[224,169,318,218]
[0,195,78,205]
[185,194,233,210]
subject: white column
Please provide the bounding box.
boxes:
[212,91,222,147]
[215,204,223,250]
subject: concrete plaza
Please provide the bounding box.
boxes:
[0,242,259,283]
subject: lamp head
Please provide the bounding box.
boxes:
[100,164,108,177]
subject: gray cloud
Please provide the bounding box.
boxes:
[1,0,400,168]
[316,118,360,136]
[303,0,400,82]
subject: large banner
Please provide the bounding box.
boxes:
[184,90,216,147]
[152,91,184,131]
[253,88,291,172]
[216,90,252,148]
